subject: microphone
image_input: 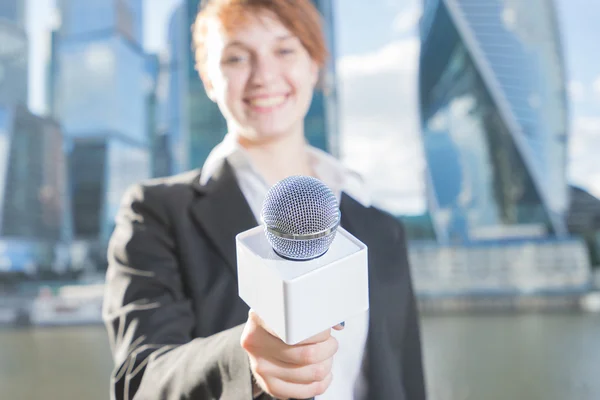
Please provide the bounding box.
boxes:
[236,176,369,398]
[261,175,340,261]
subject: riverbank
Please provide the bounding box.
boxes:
[3,313,600,400]
[1,270,599,327]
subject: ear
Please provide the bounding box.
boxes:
[199,70,217,102]
[310,60,320,87]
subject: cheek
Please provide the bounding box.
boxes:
[286,59,317,96]
[219,73,247,107]
[289,69,316,99]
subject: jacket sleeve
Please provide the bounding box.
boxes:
[102,183,254,400]
[396,220,427,400]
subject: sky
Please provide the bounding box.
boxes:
[25,0,600,215]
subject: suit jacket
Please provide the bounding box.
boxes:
[103,161,426,400]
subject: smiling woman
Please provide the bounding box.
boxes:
[102,1,426,399]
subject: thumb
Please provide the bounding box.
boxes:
[248,309,282,340]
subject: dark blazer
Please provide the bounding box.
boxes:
[103,161,426,400]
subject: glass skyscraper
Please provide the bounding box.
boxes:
[53,0,151,249]
[57,0,143,44]
[167,0,226,173]
[167,0,339,174]
[0,0,25,27]
[0,105,71,274]
[419,0,569,244]
[306,0,339,156]
[0,0,27,107]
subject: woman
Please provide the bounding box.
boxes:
[103,1,426,399]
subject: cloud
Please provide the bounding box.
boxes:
[568,80,585,103]
[392,6,423,34]
[568,116,600,197]
[594,76,600,98]
[338,40,420,77]
[337,38,426,215]
[84,43,116,76]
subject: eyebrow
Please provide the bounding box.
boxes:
[224,34,296,49]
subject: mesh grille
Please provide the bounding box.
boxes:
[261,176,340,260]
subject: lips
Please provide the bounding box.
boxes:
[245,94,289,111]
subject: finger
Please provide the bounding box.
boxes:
[248,309,281,339]
[274,336,338,366]
[244,311,338,365]
[261,372,333,399]
[247,330,337,366]
[249,310,332,345]
[254,356,333,385]
[242,310,276,351]
[296,328,332,345]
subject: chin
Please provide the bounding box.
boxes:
[249,125,297,142]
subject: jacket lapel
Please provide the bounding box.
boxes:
[339,192,370,244]
[190,161,258,277]
[340,192,390,400]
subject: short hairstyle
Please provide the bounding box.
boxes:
[192,0,329,76]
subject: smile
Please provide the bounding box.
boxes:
[246,95,288,110]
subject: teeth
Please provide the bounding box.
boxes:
[248,96,286,108]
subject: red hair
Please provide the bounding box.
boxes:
[192,0,328,76]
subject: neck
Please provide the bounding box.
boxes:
[235,129,313,186]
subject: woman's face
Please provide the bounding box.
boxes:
[202,11,319,143]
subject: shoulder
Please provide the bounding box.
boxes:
[341,193,409,267]
[116,169,204,225]
[347,193,407,245]
[370,205,406,239]
[121,169,202,205]
[368,206,410,267]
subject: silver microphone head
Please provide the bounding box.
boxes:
[261,176,341,261]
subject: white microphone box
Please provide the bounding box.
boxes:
[236,225,369,345]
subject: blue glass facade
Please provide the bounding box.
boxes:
[0,0,25,26]
[307,0,339,156]
[125,0,144,46]
[0,19,28,106]
[56,35,148,143]
[168,0,227,173]
[58,0,141,44]
[168,0,339,173]
[2,106,69,242]
[55,1,150,247]
[166,4,185,173]
[145,54,171,178]
[0,105,71,273]
[419,0,569,243]
[0,105,12,228]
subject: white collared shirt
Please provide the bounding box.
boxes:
[200,134,370,399]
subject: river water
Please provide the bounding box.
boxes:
[1,312,599,400]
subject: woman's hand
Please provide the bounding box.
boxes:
[241,309,344,399]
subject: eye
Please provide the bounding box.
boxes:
[222,53,248,65]
[277,47,296,56]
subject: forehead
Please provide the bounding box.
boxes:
[207,10,294,50]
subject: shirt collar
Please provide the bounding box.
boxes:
[199,133,371,207]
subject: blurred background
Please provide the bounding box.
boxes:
[0,0,599,399]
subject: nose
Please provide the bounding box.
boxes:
[250,54,277,86]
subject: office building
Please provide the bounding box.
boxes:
[419,0,569,243]
[0,12,27,106]
[0,0,26,27]
[0,105,71,274]
[53,0,150,250]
